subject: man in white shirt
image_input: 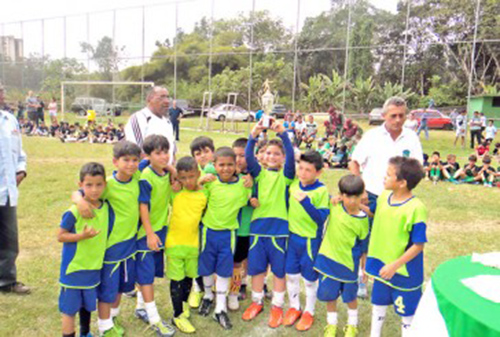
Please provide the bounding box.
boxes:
[0,83,30,295]
[125,86,176,163]
[349,96,423,298]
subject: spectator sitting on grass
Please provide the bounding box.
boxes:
[442,154,460,182]
[476,141,490,159]
[341,119,361,144]
[33,121,49,137]
[453,154,480,183]
[49,121,60,137]
[475,155,496,187]
[427,151,443,184]
[493,142,500,162]
[323,120,336,138]
[302,114,318,150]
[330,145,349,169]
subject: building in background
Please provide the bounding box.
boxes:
[0,36,24,63]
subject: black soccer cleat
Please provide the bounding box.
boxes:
[213,311,233,330]
[198,298,214,317]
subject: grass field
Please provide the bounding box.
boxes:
[1,122,499,337]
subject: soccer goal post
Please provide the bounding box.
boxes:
[60,81,155,121]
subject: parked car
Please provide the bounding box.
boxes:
[208,104,255,122]
[70,97,107,116]
[368,108,384,125]
[411,109,453,130]
[174,99,196,117]
[270,104,287,119]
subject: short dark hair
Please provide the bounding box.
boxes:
[300,151,323,171]
[143,135,170,155]
[432,151,440,157]
[338,174,365,196]
[190,136,215,156]
[423,153,429,161]
[388,156,425,191]
[483,155,492,164]
[232,137,248,149]
[214,146,236,162]
[80,162,106,182]
[256,139,268,152]
[267,138,285,154]
[468,154,478,162]
[176,156,198,173]
[113,141,141,159]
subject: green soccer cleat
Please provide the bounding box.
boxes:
[150,320,176,337]
[181,302,191,319]
[323,324,337,337]
[188,291,204,309]
[344,325,358,337]
[101,326,123,337]
[173,315,196,334]
[112,317,125,335]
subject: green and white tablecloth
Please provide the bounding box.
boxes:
[410,256,500,337]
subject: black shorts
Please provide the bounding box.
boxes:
[234,236,250,264]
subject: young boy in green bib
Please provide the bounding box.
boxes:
[166,157,208,334]
[58,162,114,337]
[228,138,254,311]
[366,156,427,337]
[315,175,369,337]
[73,142,142,336]
[188,135,216,308]
[197,147,251,330]
[284,151,330,332]
[137,135,175,337]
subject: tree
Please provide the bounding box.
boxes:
[80,36,125,80]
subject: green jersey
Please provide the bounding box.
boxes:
[202,176,250,231]
[102,171,140,262]
[288,179,330,238]
[314,203,369,282]
[138,166,172,241]
[59,201,113,288]
[366,190,428,290]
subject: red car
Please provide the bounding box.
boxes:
[410,109,453,130]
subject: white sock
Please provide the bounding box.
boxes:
[136,291,145,310]
[271,291,285,308]
[252,291,264,305]
[370,305,388,337]
[327,311,338,325]
[98,318,114,334]
[203,275,215,300]
[304,279,318,315]
[110,307,120,318]
[401,315,414,337]
[348,309,358,326]
[286,274,301,310]
[215,276,230,314]
[193,280,202,292]
[242,276,248,286]
[145,301,161,325]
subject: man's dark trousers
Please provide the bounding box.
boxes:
[0,199,18,288]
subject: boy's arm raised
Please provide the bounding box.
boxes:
[274,123,295,179]
[245,124,264,178]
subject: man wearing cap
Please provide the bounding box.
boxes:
[0,84,30,295]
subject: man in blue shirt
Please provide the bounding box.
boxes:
[168,100,183,141]
[0,83,30,295]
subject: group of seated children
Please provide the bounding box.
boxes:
[18,117,125,144]
[58,119,428,337]
[424,151,499,187]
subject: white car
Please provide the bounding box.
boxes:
[369,108,384,125]
[208,104,255,122]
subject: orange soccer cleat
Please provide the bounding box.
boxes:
[242,302,263,321]
[268,306,284,328]
[295,311,314,331]
[283,308,302,326]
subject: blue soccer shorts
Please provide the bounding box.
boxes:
[98,256,136,303]
[198,227,235,278]
[59,287,97,316]
[136,250,165,285]
[371,279,422,317]
[285,233,320,281]
[317,274,358,303]
[247,236,287,278]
